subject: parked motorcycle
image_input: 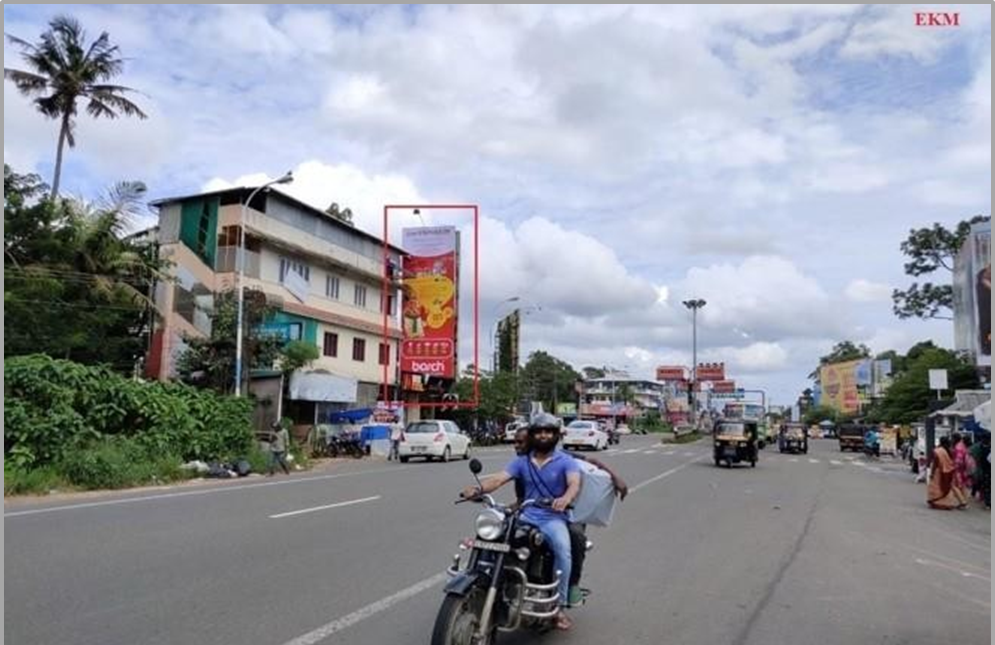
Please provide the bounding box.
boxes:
[431,459,590,645]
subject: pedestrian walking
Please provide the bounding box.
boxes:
[928,436,968,510]
[389,423,402,461]
[268,421,291,476]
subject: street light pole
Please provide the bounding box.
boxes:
[682,299,707,423]
[234,171,294,397]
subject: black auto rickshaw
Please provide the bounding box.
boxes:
[778,422,809,454]
[713,419,759,468]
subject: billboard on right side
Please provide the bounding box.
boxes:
[954,221,990,367]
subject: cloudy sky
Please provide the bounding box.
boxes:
[4,4,990,406]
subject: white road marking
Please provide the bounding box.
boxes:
[643,450,657,455]
[683,452,696,457]
[663,451,677,456]
[809,459,821,464]
[280,572,449,645]
[623,449,642,454]
[789,458,799,463]
[269,496,381,519]
[830,460,844,466]
[630,457,702,494]
[4,467,413,518]
[281,452,702,643]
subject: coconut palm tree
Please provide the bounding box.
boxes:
[4,15,147,198]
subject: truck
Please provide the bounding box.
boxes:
[837,423,865,452]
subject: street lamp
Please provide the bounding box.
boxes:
[234,171,294,397]
[682,298,707,421]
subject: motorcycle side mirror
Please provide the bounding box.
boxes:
[469,458,483,475]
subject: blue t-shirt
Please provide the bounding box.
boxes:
[505,449,581,524]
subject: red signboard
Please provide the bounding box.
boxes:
[400,227,458,379]
[711,379,737,394]
[656,365,688,382]
[695,363,726,382]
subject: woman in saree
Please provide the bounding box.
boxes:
[928,436,968,510]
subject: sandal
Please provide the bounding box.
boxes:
[554,611,573,631]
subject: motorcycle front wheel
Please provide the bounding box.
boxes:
[431,588,496,645]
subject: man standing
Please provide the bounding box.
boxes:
[388,423,403,462]
[268,421,291,476]
[462,414,581,631]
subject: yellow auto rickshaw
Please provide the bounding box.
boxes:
[713,419,759,468]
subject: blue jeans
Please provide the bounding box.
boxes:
[528,516,572,609]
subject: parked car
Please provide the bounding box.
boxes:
[398,420,472,463]
[503,420,527,443]
[615,423,632,435]
[563,420,609,451]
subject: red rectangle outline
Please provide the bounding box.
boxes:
[382,205,480,409]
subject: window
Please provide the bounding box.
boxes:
[352,338,366,362]
[323,332,338,358]
[288,323,303,341]
[354,284,367,308]
[325,275,340,300]
[279,257,310,283]
[379,343,390,366]
[381,293,396,315]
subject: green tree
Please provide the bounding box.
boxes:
[449,371,521,427]
[175,289,283,394]
[616,383,635,406]
[279,340,320,376]
[802,405,840,427]
[872,347,980,424]
[892,216,990,320]
[4,16,147,198]
[4,166,164,371]
[519,351,581,413]
[581,366,606,380]
[809,341,872,381]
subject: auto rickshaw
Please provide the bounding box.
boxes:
[778,422,809,454]
[713,419,759,468]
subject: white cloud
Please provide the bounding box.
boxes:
[3,4,988,409]
[845,279,893,303]
[723,342,790,373]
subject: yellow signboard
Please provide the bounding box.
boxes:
[819,359,862,414]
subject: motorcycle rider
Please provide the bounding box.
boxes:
[512,426,628,606]
[462,413,581,631]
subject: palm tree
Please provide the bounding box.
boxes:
[4,16,147,198]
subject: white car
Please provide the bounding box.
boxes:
[504,421,527,443]
[563,420,609,451]
[398,420,472,463]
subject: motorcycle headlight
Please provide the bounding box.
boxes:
[475,508,506,541]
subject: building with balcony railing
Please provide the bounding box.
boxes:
[578,377,674,419]
[146,187,404,422]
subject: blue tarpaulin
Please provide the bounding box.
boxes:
[360,425,392,447]
[327,408,373,424]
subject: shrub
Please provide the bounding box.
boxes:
[5,355,254,470]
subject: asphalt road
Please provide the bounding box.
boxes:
[5,436,990,645]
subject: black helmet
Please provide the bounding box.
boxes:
[528,413,561,435]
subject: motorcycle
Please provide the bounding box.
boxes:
[431,459,591,645]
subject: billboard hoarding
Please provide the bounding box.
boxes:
[400,226,458,379]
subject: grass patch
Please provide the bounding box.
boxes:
[4,463,69,496]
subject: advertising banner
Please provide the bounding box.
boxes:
[696,363,726,382]
[656,366,688,382]
[819,360,862,415]
[400,227,458,379]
